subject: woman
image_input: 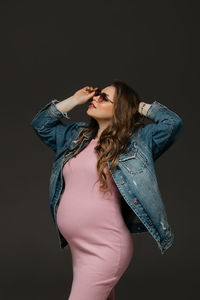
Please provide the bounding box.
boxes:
[31,80,183,300]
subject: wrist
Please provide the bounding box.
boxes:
[138,102,145,114]
[139,102,151,116]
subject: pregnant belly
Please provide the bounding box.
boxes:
[56,191,126,243]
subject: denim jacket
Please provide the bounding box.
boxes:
[30,99,183,254]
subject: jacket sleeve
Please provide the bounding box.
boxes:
[138,101,184,161]
[30,99,78,152]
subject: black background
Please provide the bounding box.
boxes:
[1,0,198,299]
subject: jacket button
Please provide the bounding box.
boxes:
[133,199,138,204]
[148,221,153,226]
[120,180,125,184]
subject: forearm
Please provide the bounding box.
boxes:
[55,95,79,115]
[138,102,152,116]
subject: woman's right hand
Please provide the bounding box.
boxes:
[73,86,98,106]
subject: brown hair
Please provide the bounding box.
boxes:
[67,79,145,197]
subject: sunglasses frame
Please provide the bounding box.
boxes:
[93,88,114,104]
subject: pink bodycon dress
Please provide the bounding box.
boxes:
[56,138,134,300]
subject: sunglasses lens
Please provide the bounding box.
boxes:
[102,93,108,101]
[94,88,101,96]
[94,89,109,102]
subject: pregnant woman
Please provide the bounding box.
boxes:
[57,84,135,300]
[31,80,183,300]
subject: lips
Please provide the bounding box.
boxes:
[89,102,96,108]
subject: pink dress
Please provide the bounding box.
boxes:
[56,138,134,300]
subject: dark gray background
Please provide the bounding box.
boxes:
[1,0,199,299]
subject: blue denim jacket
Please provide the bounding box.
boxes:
[30,99,183,254]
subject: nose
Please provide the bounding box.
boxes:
[92,96,99,103]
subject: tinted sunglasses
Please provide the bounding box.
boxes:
[93,88,114,103]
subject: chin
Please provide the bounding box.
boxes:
[87,108,95,114]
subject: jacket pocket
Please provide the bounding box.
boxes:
[118,142,148,175]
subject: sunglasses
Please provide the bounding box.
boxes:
[93,88,114,103]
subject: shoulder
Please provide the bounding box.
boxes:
[55,121,89,152]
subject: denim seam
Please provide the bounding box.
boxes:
[49,100,70,119]
[141,109,176,156]
[48,106,63,120]
[37,111,56,131]
[146,101,163,119]
[155,112,174,152]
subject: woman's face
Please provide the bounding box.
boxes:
[86,85,116,120]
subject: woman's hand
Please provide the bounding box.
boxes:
[73,86,98,106]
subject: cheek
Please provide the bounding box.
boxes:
[100,105,113,116]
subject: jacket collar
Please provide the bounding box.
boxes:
[81,126,138,148]
[82,127,98,141]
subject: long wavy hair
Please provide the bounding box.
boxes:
[67,79,145,197]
